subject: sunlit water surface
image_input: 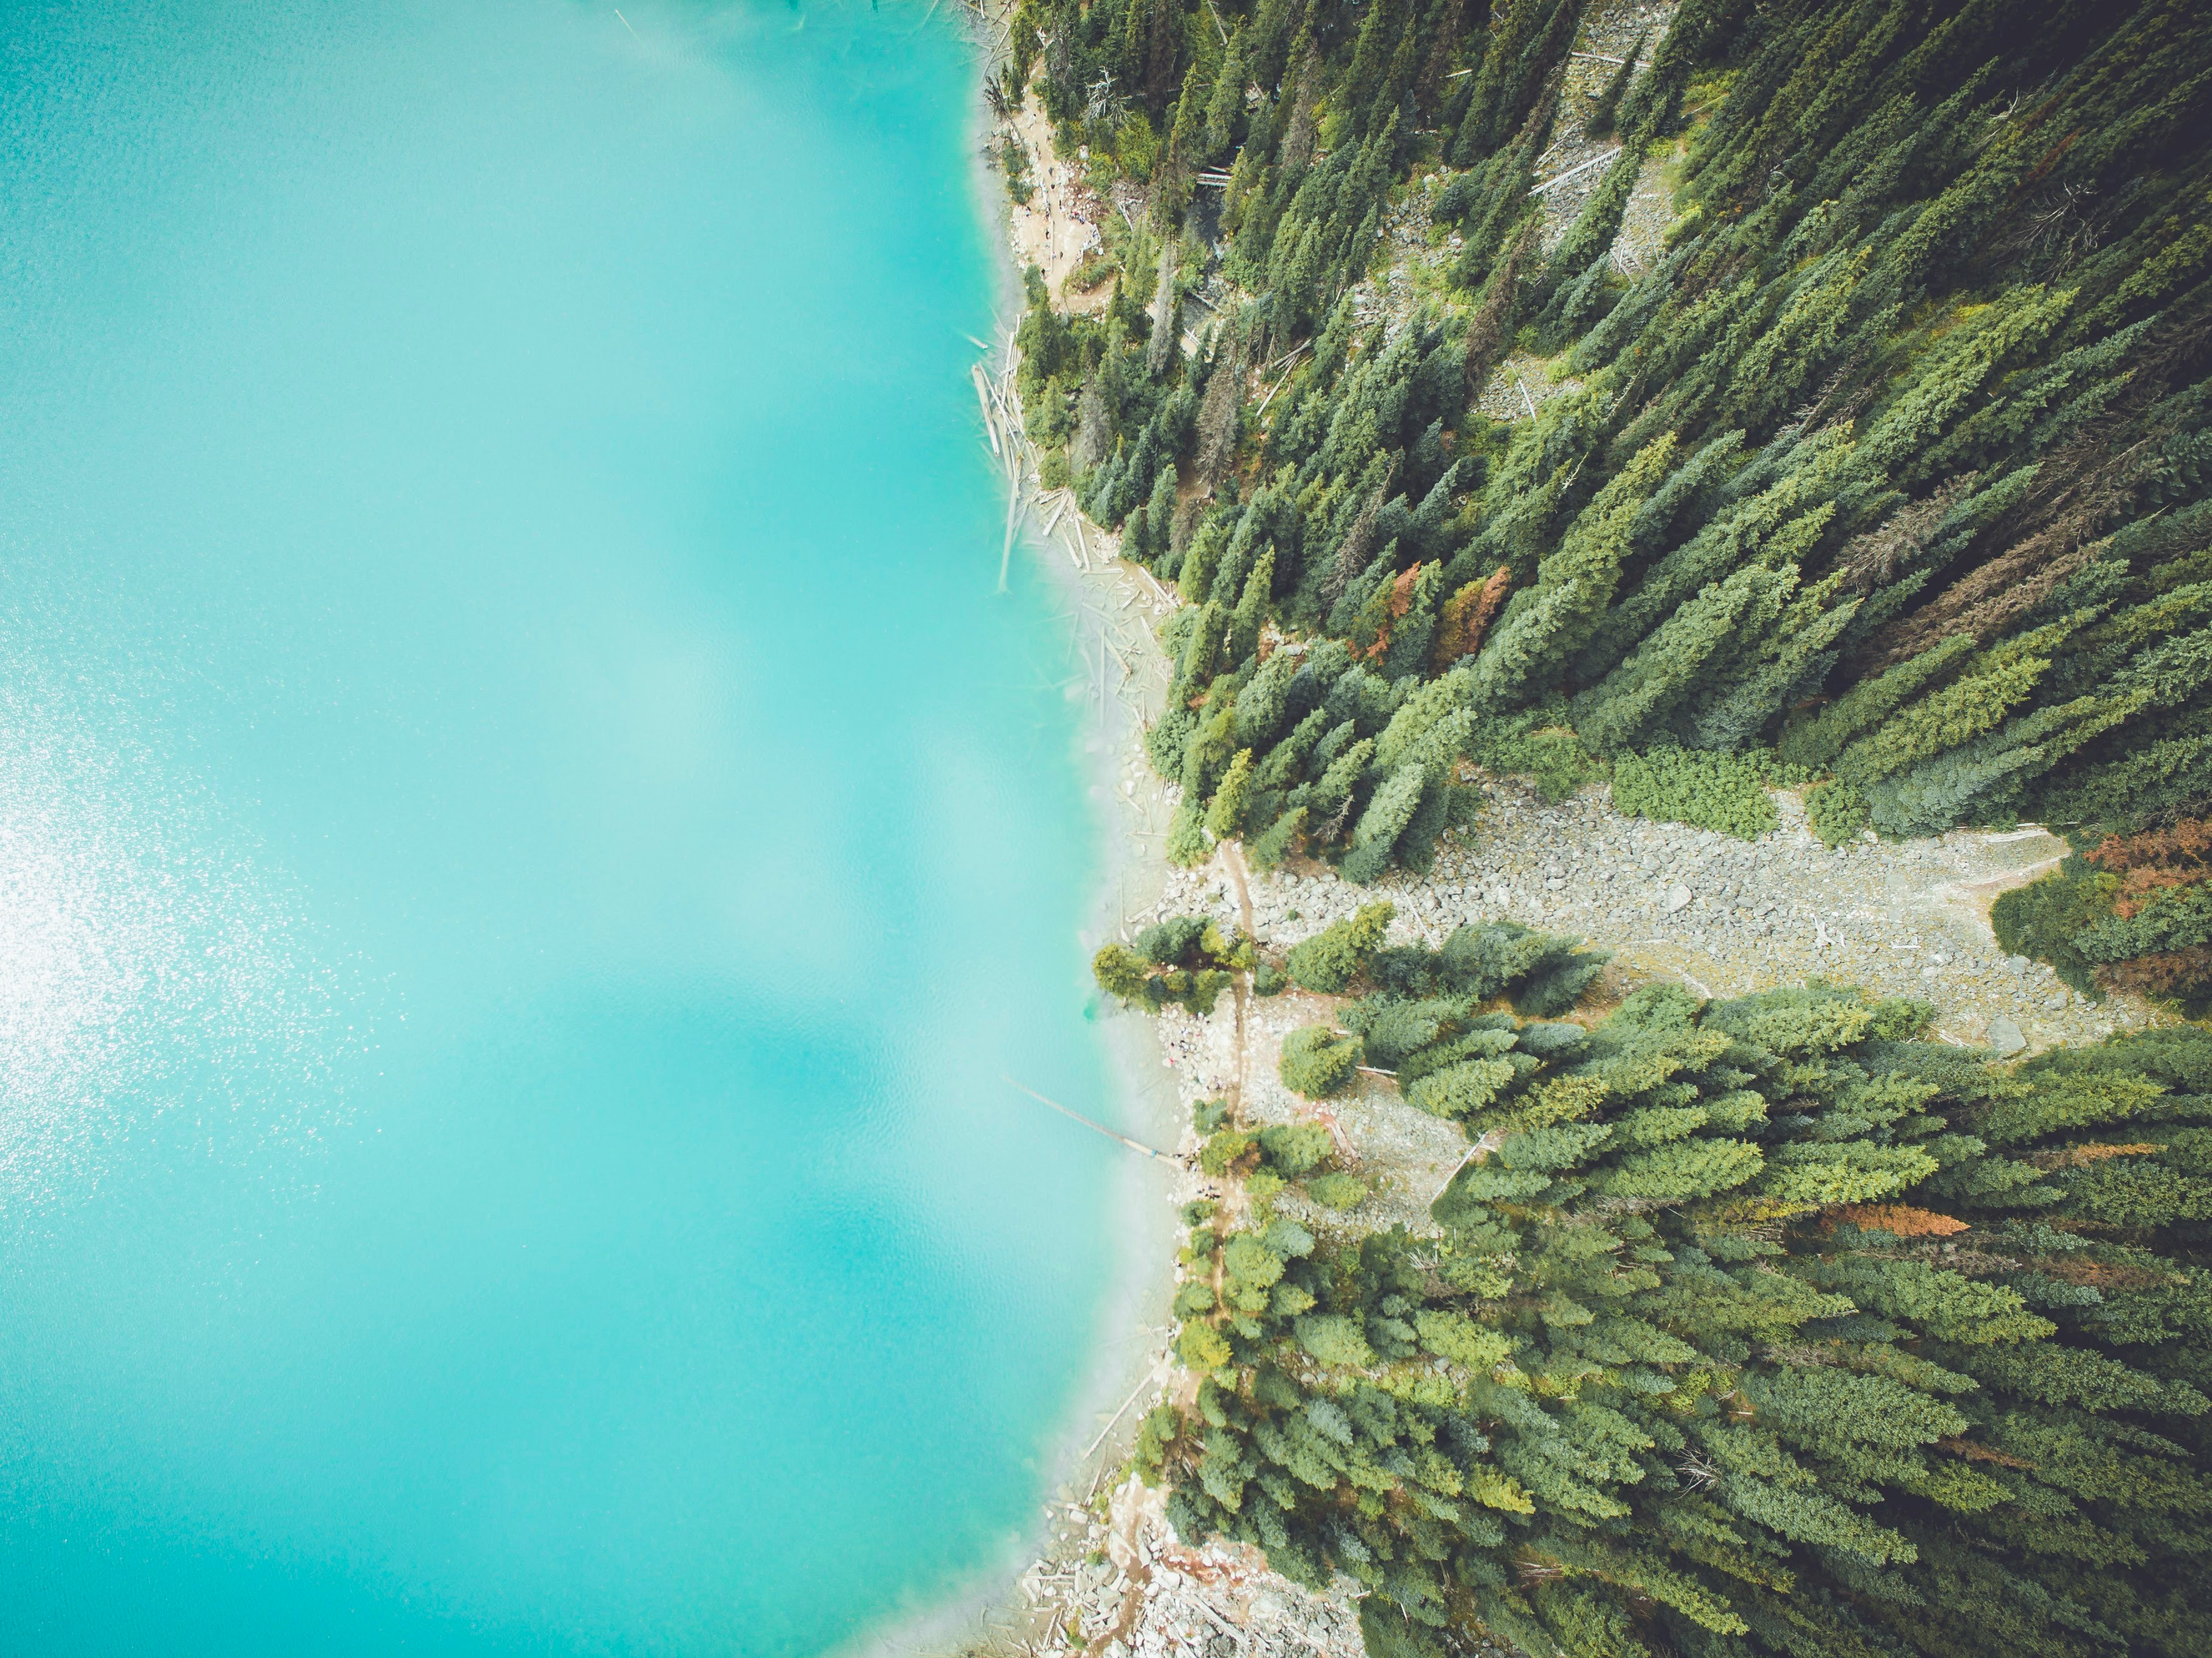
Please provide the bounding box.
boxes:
[0,2,1124,1651]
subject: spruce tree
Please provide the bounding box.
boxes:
[1145,984,2212,1658]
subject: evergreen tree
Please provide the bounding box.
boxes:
[1006,0,2212,873]
[1146,982,2212,1658]
[1203,23,1245,162]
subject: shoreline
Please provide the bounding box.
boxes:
[926,22,1386,1658]
[834,11,1207,1656]
[844,5,2176,1654]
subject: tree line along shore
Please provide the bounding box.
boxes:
[972,1,2212,1656]
[992,0,2212,1014]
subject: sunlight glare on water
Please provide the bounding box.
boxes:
[0,2,1124,1653]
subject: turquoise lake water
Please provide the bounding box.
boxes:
[0,2,1130,1651]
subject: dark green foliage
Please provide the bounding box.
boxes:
[1011,0,2212,872]
[1152,984,2212,1658]
[1992,859,2113,999]
[1584,31,1646,140]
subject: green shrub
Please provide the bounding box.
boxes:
[1611,744,1779,839]
[1302,1171,1369,1211]
[1191,1097,1232,1134]
[1468,713,1602,802]
[1112,111,1159,180]
[1805,777,1870,845]
[1991,859,2115,998]
[1285,902,1396,992]
[1279,1027,1361,1097]
[1258,1122,1335,1176]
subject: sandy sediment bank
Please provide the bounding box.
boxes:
[841,20,1348,1658]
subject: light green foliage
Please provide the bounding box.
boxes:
[1804,777,1870,845]
[1165,794,1212,865]
[1303,1171,1369,1210]
[1610,744,1782,839]
[1835,638,2056,785]
[1257,1122,1335,1176]
[1279,1025,1360,1098]
[1283,902,1395,992]
[1092,915,1254,1016]
[1780,638,1978,769]
[1206,748,1255,839]
[1293,1313,1375,1368]
[1407,1055,1519,1120]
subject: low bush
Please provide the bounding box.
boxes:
[1611,744,1787,839]
[1301,1171,1368,1210]
[1805,776,1870,845]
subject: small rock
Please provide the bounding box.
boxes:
[2005,955,2030,974]
[2045,990,2070,1011]
[1664,884,1693,914]
[1989,1016,2027,1055]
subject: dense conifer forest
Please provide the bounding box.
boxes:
[1097,922,2212,1658]
[1009,0,2212,1010]
[1148,978,2212,1658]
[1050,2,2212,1651]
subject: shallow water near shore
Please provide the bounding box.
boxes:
[0,2,1137,1651]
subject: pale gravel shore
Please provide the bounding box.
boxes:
[1138,779,2156,1057]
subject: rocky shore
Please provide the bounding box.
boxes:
[1135,779,2151,1055]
